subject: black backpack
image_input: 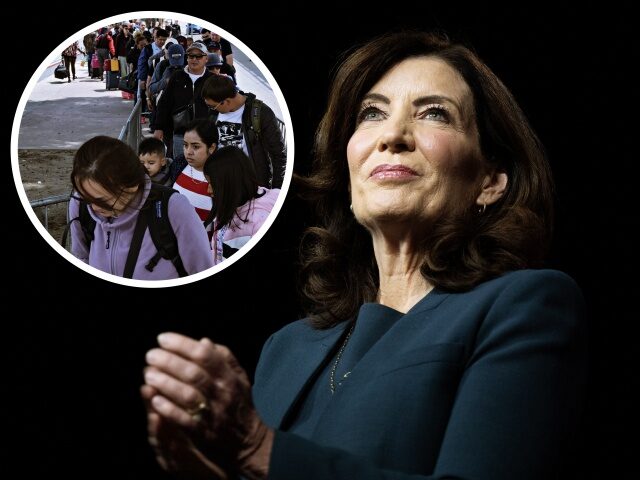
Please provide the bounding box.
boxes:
[64,183,187,278]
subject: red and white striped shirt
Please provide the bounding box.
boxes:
[173,166,211,222]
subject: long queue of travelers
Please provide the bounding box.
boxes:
[63,21,287,280]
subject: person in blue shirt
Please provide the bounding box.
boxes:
[140,31,586,480]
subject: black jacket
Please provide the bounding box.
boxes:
[155,69,214,134]
[241,93,286,189]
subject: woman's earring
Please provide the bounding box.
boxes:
[478,203,486,214]
[350,204,354,213]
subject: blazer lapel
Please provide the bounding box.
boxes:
[274,322,349,430]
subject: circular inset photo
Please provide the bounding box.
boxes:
[12,11,293,287]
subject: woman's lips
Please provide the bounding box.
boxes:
[369,164,418,179]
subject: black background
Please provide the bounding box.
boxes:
[6,5,634,479]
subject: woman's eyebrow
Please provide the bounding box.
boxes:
[362,93,463,113]
[361,93,390,104]
[412,95,461,112]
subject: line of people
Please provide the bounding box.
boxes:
[68,117,280,279]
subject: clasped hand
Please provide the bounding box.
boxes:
[141,332,273,479]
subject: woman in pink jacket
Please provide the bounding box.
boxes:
[203,146,280,264]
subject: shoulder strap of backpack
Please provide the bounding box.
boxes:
[77,200,96,244]
[144,184,188,277]
[123,207,150,278]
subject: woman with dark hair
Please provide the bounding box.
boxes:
[141,32,586,478]
[168,118,219,226]
[202,146,279,264]
[68,136,213,280]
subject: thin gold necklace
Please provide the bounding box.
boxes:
[190,166,201,185]
[329,322,355,394]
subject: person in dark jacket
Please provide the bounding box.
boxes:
[126,34,147,104]
[153,41,213,159]
[138,28,169,120]
[201,75,287,188]
[83,32,96,77]
[141,31,586,480]
[114,23,133,75]
[95,27,115,81]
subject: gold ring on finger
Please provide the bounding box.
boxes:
[186,401,209,422]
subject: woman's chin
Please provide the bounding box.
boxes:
[358,207,419,226]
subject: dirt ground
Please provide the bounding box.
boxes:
[18,149,75,246]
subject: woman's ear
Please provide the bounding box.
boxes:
[476,169,508,206]
[209,144,217,155]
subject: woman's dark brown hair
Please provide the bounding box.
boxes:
[202,146,265,231]
[300,32,554,328]
[71,136,146,210]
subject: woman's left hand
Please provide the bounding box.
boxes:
[143,332,273,480]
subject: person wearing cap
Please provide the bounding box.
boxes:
[154,41,215,160]
[147,37,178,73]
[148,42,186,150]
[201,75,286,189]
[144,37,179,132]
[206,52,223,74]
[211,32,236,82]
[206,52,235,83]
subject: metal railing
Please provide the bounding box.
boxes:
[30,193,70,231]
[118,98,143,150]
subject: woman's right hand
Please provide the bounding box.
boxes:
[141,384,231,479]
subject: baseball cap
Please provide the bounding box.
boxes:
[163,38,178,49]
[167,44,185,67]
[186,41,207,56]
[206,53,223,67]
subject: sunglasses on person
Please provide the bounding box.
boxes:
[186,53,207,59]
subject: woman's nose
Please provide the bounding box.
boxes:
[376,117,416,153]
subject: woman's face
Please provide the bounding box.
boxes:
[78,179,138,218]
[183,130,216,171]
[347,56,486,231]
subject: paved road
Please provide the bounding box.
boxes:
[19,56,133,149]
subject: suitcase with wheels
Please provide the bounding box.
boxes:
[106,71,120,90]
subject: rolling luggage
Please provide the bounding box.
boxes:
[106,71,120,90]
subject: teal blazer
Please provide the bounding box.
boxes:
[252,270,587,479]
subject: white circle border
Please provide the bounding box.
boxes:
[11,11,295,288]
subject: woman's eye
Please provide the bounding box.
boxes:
[422,105,449,122]
[358,105,385,123]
